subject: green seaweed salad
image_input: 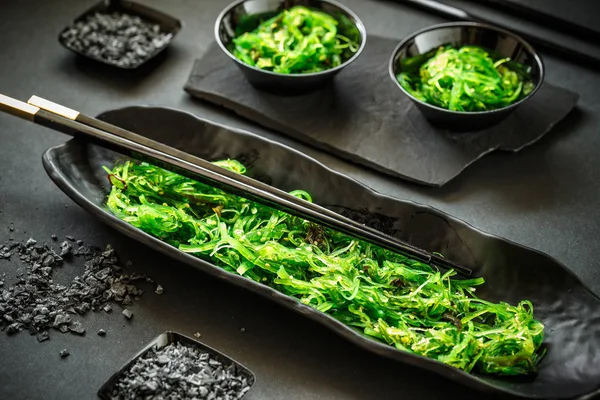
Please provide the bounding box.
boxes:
[103,159,545,375]
[397,45,534,112]
[231,6,359,74]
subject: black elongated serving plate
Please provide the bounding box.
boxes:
[42,106,600,399]
[97,331,255,399]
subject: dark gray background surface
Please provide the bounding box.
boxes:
[0,1,598,400]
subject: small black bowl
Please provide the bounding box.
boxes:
[98,331,256,399]
[215,0,367,95]
[58,0,182,69]
[389,22,544,131]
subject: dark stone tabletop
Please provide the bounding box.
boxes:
[0,0,598,399]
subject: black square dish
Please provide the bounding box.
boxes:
[97,331,255,399]
[58,0,182,69]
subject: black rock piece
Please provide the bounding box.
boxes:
[37,331,49,342]
[69,321,86,335]
[98,329,107,336]
[122,309,133,320]
[109,342,251,399]
[60,349,70,358]
[59,241,72,257]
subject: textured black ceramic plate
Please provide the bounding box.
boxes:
[42,107,600,399]
[97,331,255,399]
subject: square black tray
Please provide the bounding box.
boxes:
[58,0,182,69]
[97,331,256,399]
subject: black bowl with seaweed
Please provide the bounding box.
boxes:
[389,22,544,131]
[215,0,366,95]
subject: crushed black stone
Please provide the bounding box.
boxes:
[37,331,50,342]
[59,240,72,257]
[69,321,86,335]
[66,236,75,242]
[51,234,58,241]
[194,332,202,339]
[109,342,251,400]
[60,349,70,358]
[155,285,163,295]
[60,11,171,68]
[98,329,107,336]
[122,309,133,320]
[0,237,152,341]
[76,240,84,246]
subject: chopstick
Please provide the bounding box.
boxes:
[394,0,600,67]
[0,93,473,277]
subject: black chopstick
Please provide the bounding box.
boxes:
[466,0,600,44]
[393,0,600,67]
[1,94,473,276]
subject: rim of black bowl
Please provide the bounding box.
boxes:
[388,21,545,116]
[214,0,367,78]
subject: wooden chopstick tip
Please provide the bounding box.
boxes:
[0,94,40,121]
[27,95,79,120]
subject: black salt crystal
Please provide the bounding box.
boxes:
[122,309,133,319]
[59,241,72,257]
[37,331,49,342]
[59,11,171,67]
[69,321,86,335]
[108,342,251,399]
[0,237,152,342]
[6,322,22,334]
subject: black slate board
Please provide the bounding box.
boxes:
[184,36,578,186]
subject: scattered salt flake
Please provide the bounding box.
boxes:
[122,309,133,319]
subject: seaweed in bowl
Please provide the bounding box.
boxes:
[231,6,359,74]
[389,22,544,131]
[397,45,534,112]
[215,0,366,94]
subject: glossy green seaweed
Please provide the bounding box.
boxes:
[231,6,358,74]
[397,45,534,112]
[103,159,545,375]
